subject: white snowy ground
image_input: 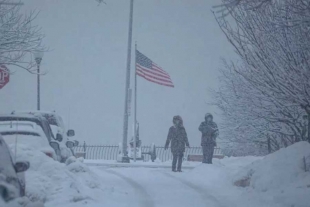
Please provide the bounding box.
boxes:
[3,142,310,207]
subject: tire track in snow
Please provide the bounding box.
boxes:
[105,169,155,207]
[160,171,225,207]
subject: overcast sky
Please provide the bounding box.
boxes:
[1,0,234,146]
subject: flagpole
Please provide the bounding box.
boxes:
[121,0,134,163]
[134,42,137,162]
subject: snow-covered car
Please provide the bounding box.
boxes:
[0,114,69,162]
[12,111,78,155]
[12,111,76,140]
[0,135,29,202]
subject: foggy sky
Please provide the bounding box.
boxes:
[1,0,234,146]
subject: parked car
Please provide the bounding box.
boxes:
[0,135,29,202]
[12,111,76,140]
[0,114,70,162]
[12,111,78,155]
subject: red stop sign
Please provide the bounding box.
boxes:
[0,65,10,89]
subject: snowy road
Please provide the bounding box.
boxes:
[160,172,223,207]
[104,169,155,207]
[8,142,309,207]
[90,166,223,207]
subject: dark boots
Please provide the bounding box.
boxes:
[202,145,214,164]
[172,153,184,172]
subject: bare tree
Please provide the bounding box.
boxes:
[212,0,310,154]
[212,59,305,155]
[0,1,45,73]
[214,0,310,27]
[213,0,274,18]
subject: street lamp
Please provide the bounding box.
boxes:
[34,51,44,111]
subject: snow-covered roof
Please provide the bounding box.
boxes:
[12,111,66,129]
[11,110,56,115]
[0,113,42,120]
[0,114,55,141]
[0,121,40,133]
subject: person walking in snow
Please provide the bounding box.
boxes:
[199,113,219,164]
[165,115,190,172]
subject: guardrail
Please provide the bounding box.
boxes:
[73,143,222,162]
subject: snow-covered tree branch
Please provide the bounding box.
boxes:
[0,1,46,73]
[212,0,310,155]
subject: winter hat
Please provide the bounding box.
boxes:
[173,115,183,127]
[205,113,213,121]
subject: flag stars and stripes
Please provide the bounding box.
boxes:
[136,50,174,88]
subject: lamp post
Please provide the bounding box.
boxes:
[34,51,44,111]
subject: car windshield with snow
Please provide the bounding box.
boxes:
[0,115,54,141]
[0,115,72,163]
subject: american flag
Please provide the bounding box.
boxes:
[136,50,174,88]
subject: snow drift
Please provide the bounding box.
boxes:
[3,141,309,207]
[6,144,109,207]
[178,143,310,207]
[234,141,310,207]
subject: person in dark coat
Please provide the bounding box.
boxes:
[199,113,219,164]
[165,115,190,172]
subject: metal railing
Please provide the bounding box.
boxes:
[73,143,222,162]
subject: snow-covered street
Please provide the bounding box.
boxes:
[69,157,288,207]
[90,166,221,207]
[3,141,310,207]
[85,159,277,207]
[87,146,310,207]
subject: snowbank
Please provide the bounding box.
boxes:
[4,142,309,207]
[177,145,310,207]
[175,157,270,207]
[6,144,110,207]
[234,141,310,207]
[184,156,262,185]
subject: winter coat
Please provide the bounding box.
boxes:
[199,121,219,146]
[165,126,189,154]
